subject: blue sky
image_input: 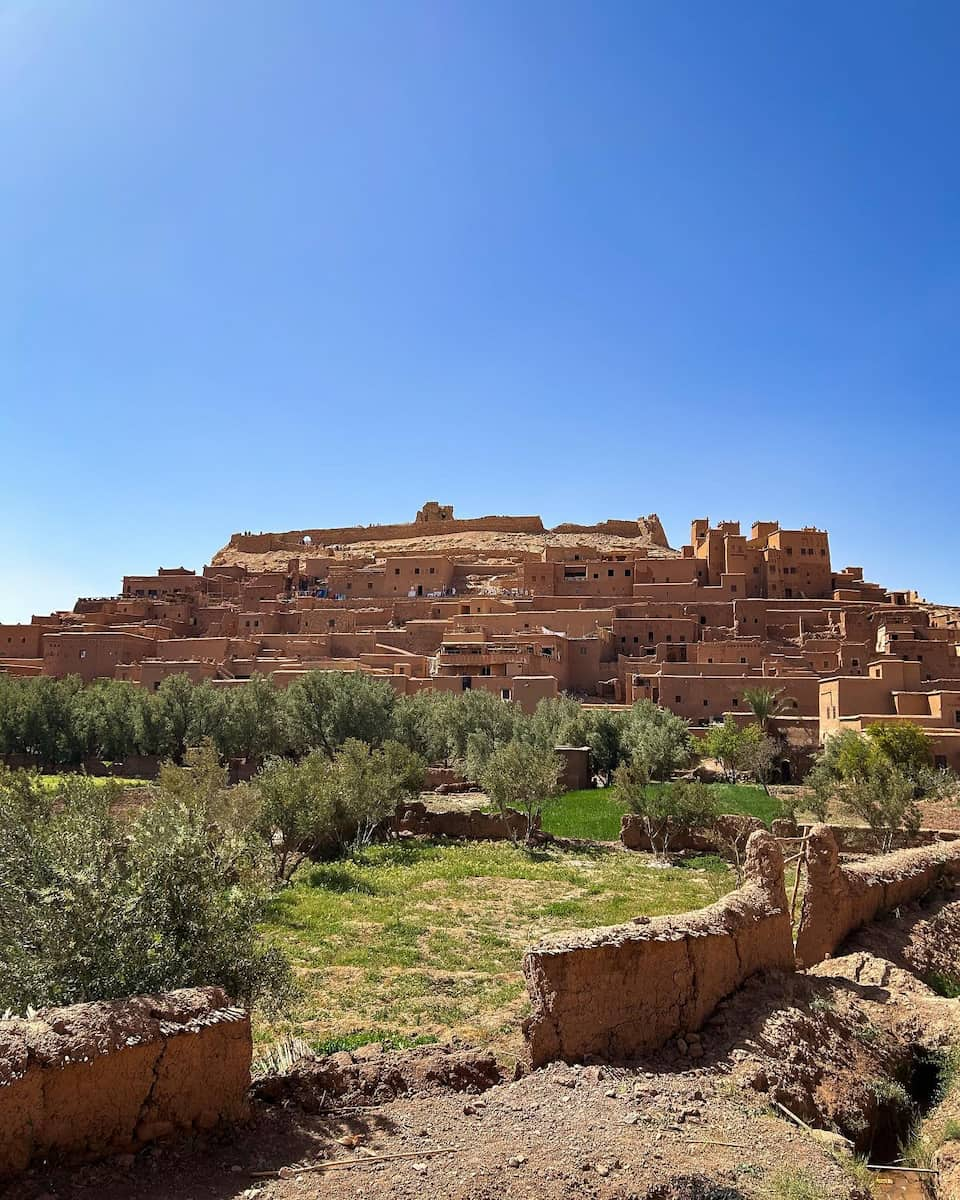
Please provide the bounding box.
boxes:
[2,0,959,622]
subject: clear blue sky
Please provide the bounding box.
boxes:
[3,0,959,622]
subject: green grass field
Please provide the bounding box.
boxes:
[261,838,732,1057]
[35,774,150,791]
[540,781,782,841]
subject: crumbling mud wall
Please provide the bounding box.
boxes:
[795,824,960,967]
[0,987,251,1178]
[227,514,545,553]
[394,801,536,840]
[522,831,794,1066]
[620,813,764,855]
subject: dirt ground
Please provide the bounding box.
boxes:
[9,890,960,1200]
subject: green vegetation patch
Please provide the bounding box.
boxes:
[261,838,731,1054]
[540,781,778,841]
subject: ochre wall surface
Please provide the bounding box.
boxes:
[794,825,960,967]
[0,988,251,1178]
[394,801,536,841]
[522,831,793,1066]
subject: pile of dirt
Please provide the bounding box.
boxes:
[251,1043,502,1110]
[846,885,960,987]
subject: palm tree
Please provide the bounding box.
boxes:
[742,687,786,734]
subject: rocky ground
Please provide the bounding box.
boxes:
[212,526,677,575]
[9,894,960,1200]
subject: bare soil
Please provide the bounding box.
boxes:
[213,528,677,575]
[10,905,960,1200]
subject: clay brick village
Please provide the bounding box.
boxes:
[6,5,960,1199]
[5,501,960,1200]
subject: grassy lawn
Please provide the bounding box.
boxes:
[541,782,782,841]
[36,774,150,790]
[260,839,732,1059]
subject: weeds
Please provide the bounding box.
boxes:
[765,1168,821,1200]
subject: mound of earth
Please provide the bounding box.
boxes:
[212,523,677,575]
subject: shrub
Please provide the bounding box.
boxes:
[479,739,562,845]
[615,768,719,859]
[621,700,693,782]
[0,754,291,1013]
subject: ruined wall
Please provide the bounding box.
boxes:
[795,825,960,967]
[620,813,764,855]
[226,514,545,553]
[0,987,250,1178]
[394,801,537,840]
[522,831,793,1066]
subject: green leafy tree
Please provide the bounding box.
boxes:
[220,674,285,761]
[479,739,562,845]
[147,674,198,763]
[391,690,462,764]
[18,676,84,766]
[838,761,921,853]
[865,722,933,779]
[331,738,426,849]
[615,765,718,859]
[284,671,396,759]
[254,752,334,881]
[621,700,693,782]
[702,717,748,780]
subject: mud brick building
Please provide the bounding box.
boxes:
[4,503,959,767]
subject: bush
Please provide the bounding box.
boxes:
[479,739,562,845]
[620,700,693,782]
[614,766,719,858]
[0,751,292,1013]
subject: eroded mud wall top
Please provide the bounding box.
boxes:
[0,987,251,1178]
[522,831,794,1066]
[795,825,960,967]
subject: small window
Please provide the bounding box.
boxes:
[732,698,738,706]
[625,568,632,577]
[703,699,709,706]
[579,646,587,655]
[608,569,615,577]
[676,695,682,703]
[394,567,401,575]
[501,688,511,700]
[415,567,420,575]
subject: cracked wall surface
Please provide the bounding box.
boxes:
[522,831,794,1066]
[0,987,251,1178]
[394,801,537,840]
[795,824,960,967]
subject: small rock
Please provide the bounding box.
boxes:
[412,1162,428,1175]
[676,1037,689,1055]
[604,1088,617,1099]
[596,1163,610,1177]
[507,1156,522,1169]
[624,1113,639,1125]
[230,1164,244,1174]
